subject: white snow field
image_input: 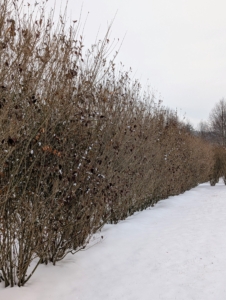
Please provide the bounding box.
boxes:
[1,180,226,300]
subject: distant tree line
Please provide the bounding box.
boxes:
[196,98,226,186]
[198,98,226,146]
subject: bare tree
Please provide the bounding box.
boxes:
[197,120,216,143]
[209,98,226,146]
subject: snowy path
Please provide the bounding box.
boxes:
[1,180,226,300]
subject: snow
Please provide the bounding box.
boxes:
[1,180,226,299]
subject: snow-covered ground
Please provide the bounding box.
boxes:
[1,180,226,300]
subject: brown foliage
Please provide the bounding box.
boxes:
[0,0,216,287]
[209,146,226,185]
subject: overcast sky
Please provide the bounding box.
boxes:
[45,0,226,127]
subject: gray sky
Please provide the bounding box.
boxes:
[45,0,226,127]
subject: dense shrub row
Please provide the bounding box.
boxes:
[0,0,216,287]
[209,146,226,185]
